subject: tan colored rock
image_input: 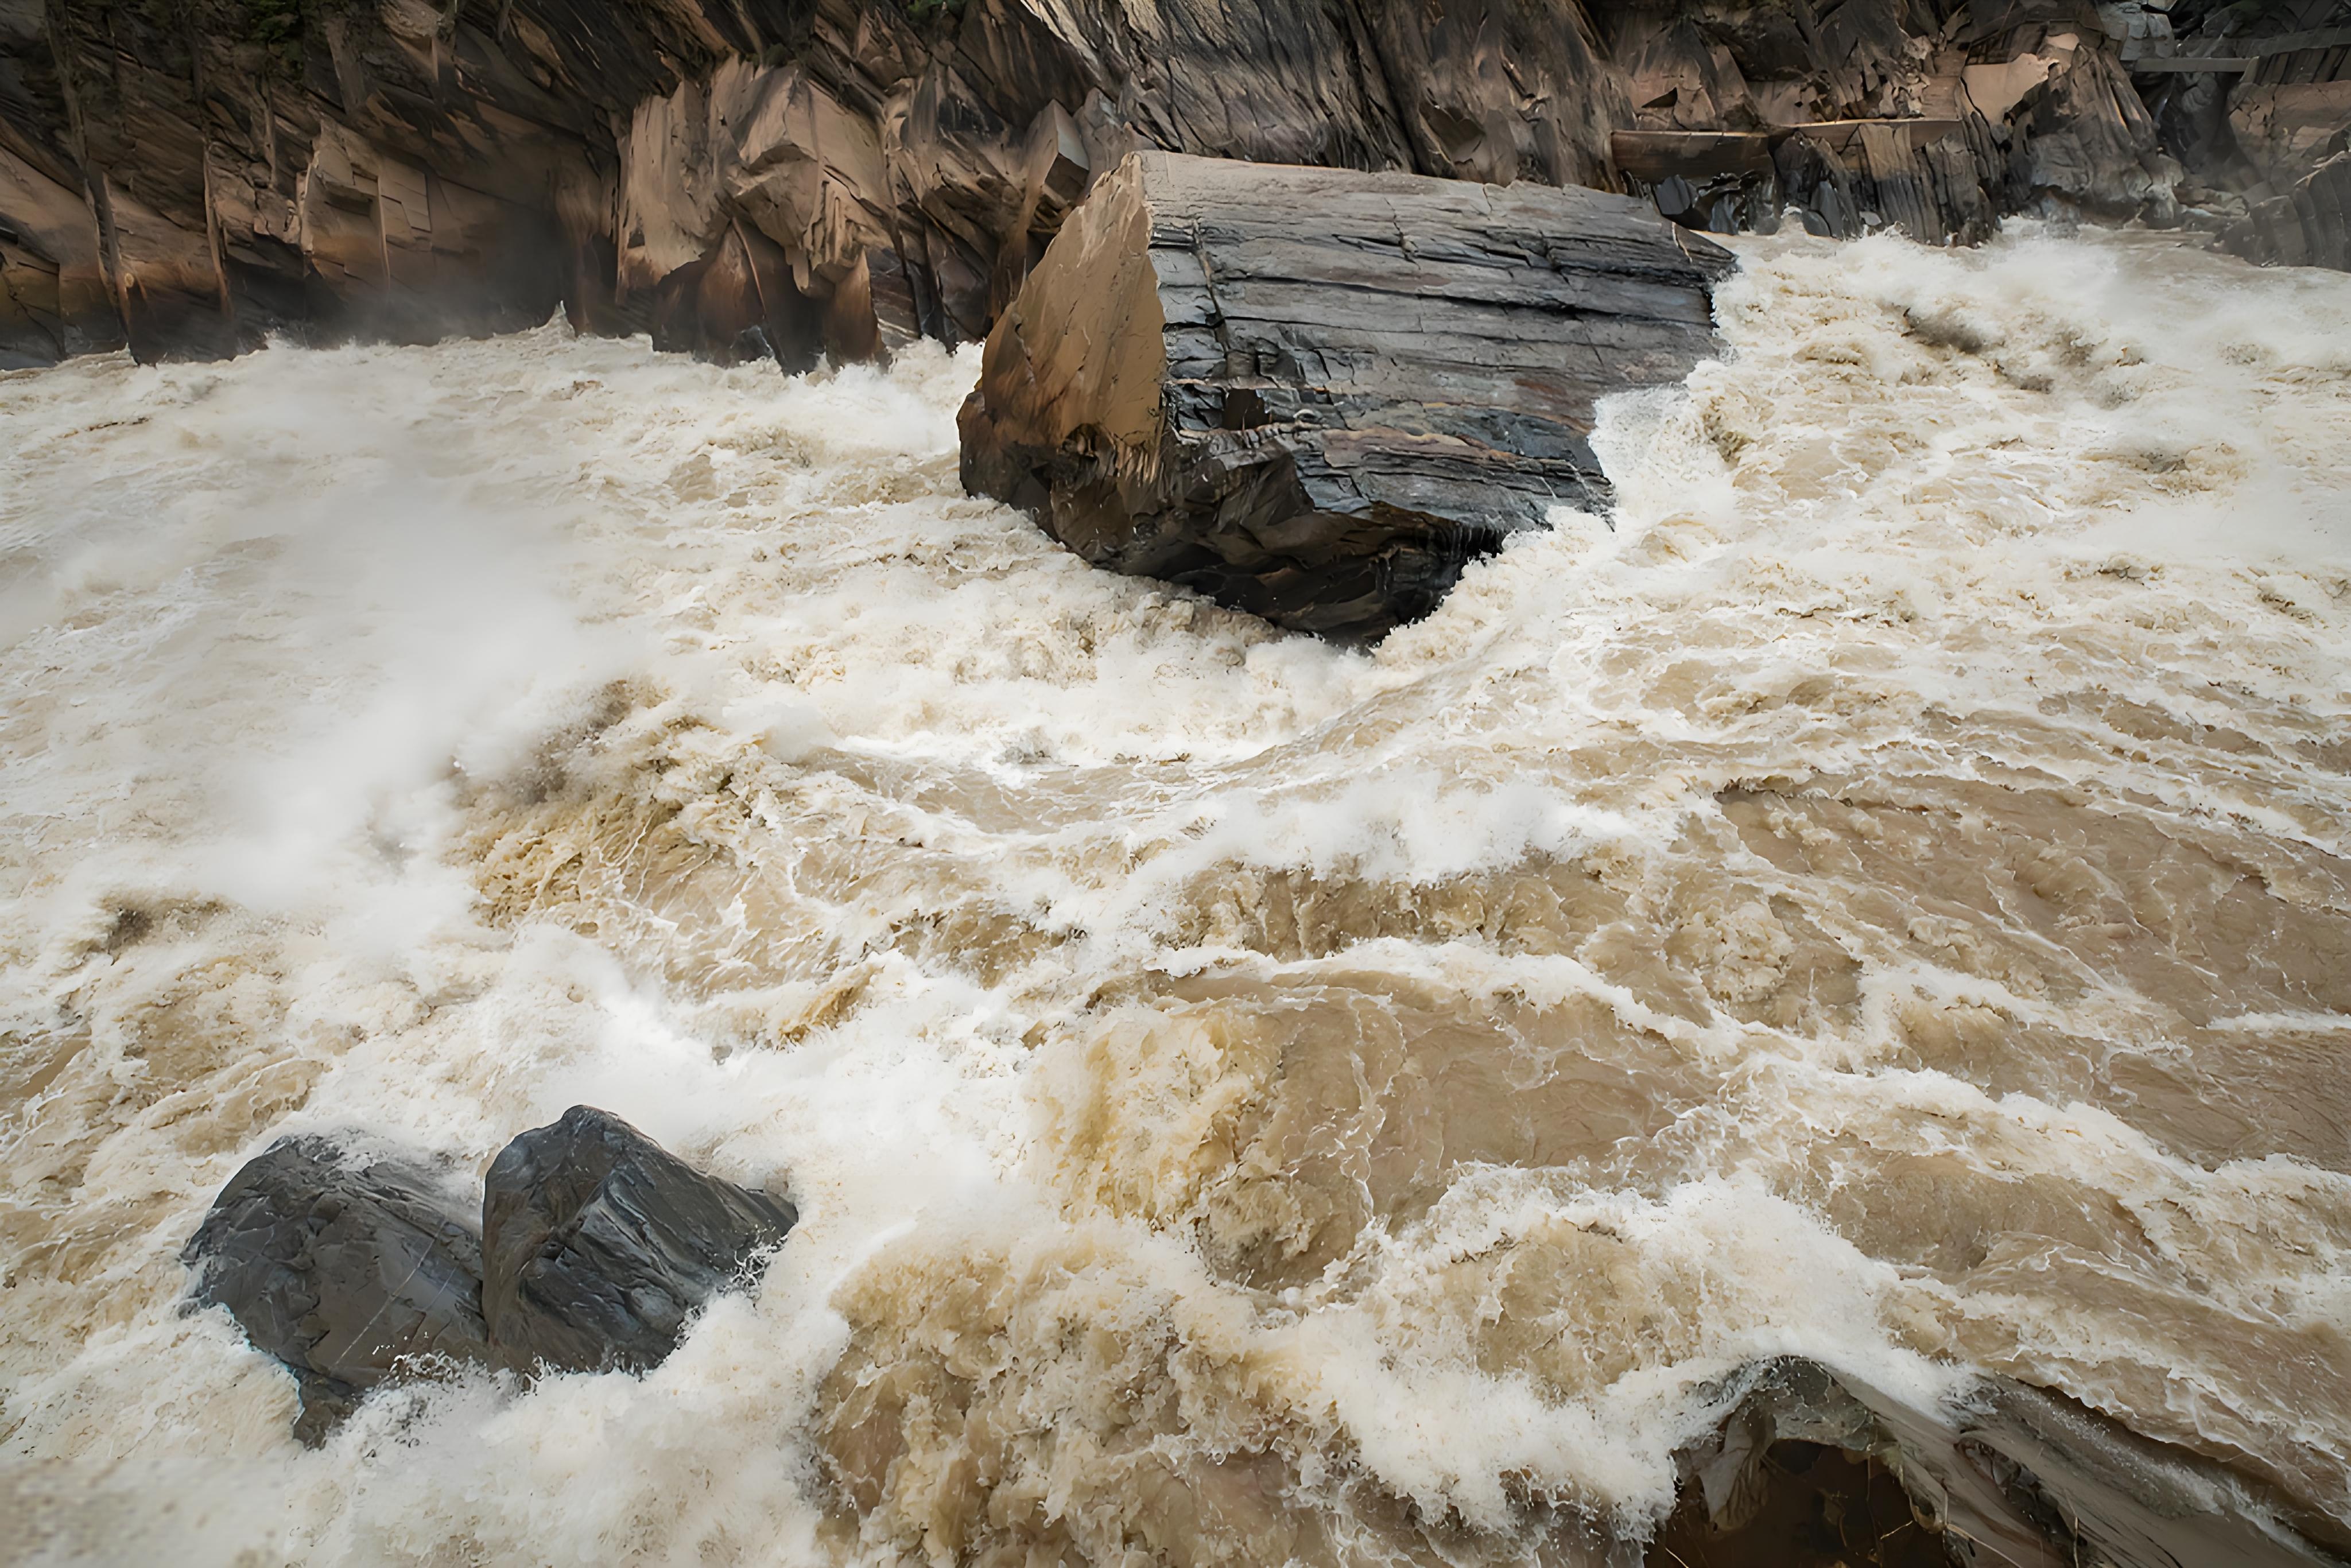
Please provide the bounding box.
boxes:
[960,152,1733,638]
[0,145,113,366]
[2232,82,2351,187]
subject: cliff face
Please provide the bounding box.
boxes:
[0,0,2330,370]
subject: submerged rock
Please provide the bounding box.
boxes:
[181,1138,491,1446]
[957,151,1733,639]
[184,1107,796,1436]
[1653,1358,2345,1567]
[482,1106,798,1376]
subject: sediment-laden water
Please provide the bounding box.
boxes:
[3,227,2349,1565]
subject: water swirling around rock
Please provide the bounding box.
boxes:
[2,227,2349,1565]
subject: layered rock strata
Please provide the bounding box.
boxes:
[10,0,2331,371]
[958,151,1734,638]
[181,1107,795,1441]
[1607,15,2179,246]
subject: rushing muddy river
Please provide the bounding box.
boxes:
[3,227,2349,1566]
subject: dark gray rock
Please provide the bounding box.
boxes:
[185,1109,799,1437]
[181,1136,491,1446]
[2225,150,2351,271]
[482,1105,797,1376]
[957,151,1734,639]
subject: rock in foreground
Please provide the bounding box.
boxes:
[482,1106,798,1375]
[181,1138,491,1445]
[958,152,1735,639]
[184,1107,795,1437]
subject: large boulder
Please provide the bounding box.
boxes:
[957,152,1734,638]
[181,1138,491,1445]
[482,1106,798,1376]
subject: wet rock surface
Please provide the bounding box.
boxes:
[957,151,1733,638]
[183,1107,794,1437]
[180,1138,491,1446]
[482,1106,798,1376]
[1651,1358,2349,1568]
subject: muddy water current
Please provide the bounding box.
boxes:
[2,227,2349,1565]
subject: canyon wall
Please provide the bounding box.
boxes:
[1,0,2342,369]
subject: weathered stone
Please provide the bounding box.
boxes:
[181,1136,490,1446]
[2225,149,2351,271]
[1652,1358,2347,1568]
[2008,41,2184,223]
[482,1106,797,1376]
[2230,82,2351,189]
[186,1109,800,1436]
[958,151,1732,638]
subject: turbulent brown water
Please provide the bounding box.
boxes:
[2,227,2349,1566]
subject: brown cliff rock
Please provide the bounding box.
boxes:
[12,0,2348,370]
[958,151,1732,638]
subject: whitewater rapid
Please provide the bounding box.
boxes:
[3,226,2349,1566]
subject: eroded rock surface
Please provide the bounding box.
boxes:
[958,151,1733,638]
[181,1136,490,1445]
[1653,1358,2348,1568]
[482,1105,798,1376]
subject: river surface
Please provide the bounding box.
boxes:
[2,227,2349,1566]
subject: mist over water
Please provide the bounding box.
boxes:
[3,226,2349,1565]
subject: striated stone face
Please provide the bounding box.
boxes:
[958,152,1733,638]
[0,0,2287,370]
[2225,150,2351,272]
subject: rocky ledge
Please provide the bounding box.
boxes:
[958,151,1732,637]
[183,1106,795,1442]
